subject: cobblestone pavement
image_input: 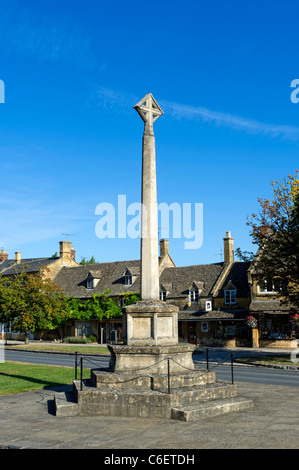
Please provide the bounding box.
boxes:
[0,381,298,449]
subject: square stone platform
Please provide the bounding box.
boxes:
[108,343,196,375]
[123,300,179,346]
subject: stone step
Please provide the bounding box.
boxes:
[170,381,238,407]
[171,397,254,421]
[91,367,216,392]
[54,390,79,418]
[71,378,239,419]
[152,368,216,391]
[73,378,236,403]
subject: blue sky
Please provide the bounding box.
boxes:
[0,0,299,267]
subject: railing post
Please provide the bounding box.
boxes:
[231,353,234,384]
[75,351,78,380]
[206,348,209,371]
[80,357,83,391]
[167,358,171,394]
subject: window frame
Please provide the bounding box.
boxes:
[125,274,133,286]
[86,277,94,290]
[160,290,167,301]
[257,279,279,294]
[224,289,236,304]
[189,289,199,303]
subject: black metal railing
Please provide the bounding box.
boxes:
[74,348,235,394]
[198,347,234,384]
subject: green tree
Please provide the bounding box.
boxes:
[239,171,299,309]
[0,265,68,343]
[80,256,97,265]
[65,291,140,322]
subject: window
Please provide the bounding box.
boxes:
[76,322,84,336]
[224,289,236,304]
[160,291,167,301]
[125,274,133,286]
[189,289,199,303]
[258,279,279,294]
[76,322,91,337]
[87,278,94,289]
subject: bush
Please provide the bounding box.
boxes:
[63,336,92,344]
[88,334,97,343]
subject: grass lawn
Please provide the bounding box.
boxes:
[0,362,90,396]
[236,354,296,365]
[5,343,110,355]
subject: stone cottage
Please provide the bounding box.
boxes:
[54,233,253,347]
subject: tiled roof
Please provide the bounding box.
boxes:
[0,260,16,273]
[217,262,251,297]
[53,259,252,302]
[159,263,224,298]
[0,258,59,275]
[54,260,141,298]
[249,300,293,312]
[178,309,247,321]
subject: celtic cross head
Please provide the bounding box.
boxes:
[134,93,163,134]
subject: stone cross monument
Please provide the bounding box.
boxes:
[108,93,195,374]
[54,92,253,422]
[134,93,162,301]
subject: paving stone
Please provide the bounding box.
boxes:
[0,382,299,449]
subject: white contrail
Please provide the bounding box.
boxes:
[160,100,299,140]
[94,86,299,141]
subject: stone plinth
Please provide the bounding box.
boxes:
[108,343,196,375]
[123,300,179,346]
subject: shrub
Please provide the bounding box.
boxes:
[88,334,97,343]
[63,336,91,344]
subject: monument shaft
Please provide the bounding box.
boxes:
[141,131,159,300]
[133,93,164,301]
[121,93,181,350]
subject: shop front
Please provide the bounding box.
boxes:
[258,312,297,348]
[178,310,250,347]
[249,300,298,348]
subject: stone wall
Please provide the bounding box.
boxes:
[259,339,296,349]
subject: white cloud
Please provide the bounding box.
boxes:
[92,86,299,141]
[160,100,299,140]
[0,4,95,68]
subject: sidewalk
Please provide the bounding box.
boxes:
[0,380,299,449]
[3,339,296,353]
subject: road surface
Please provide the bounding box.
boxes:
[2,346,299,388]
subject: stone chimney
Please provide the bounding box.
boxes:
[160,239,169,258]
[59,241,72,259]
[70,245,76,260]
[0,249,8,263]
[223,231,234,264]
[15,251,21,263]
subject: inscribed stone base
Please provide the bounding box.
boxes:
[108,343,196,375]
[123,300,179,346]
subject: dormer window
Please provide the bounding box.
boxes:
[86,270,101,290]
[124,266,139,286]
[224,289,236,304]
[189,289,199,303]
[87,278,94,290]
[160,290,167,301]
[258,279,280,294]
[125,274,133,286]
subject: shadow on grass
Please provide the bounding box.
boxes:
[0,371,75,391]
